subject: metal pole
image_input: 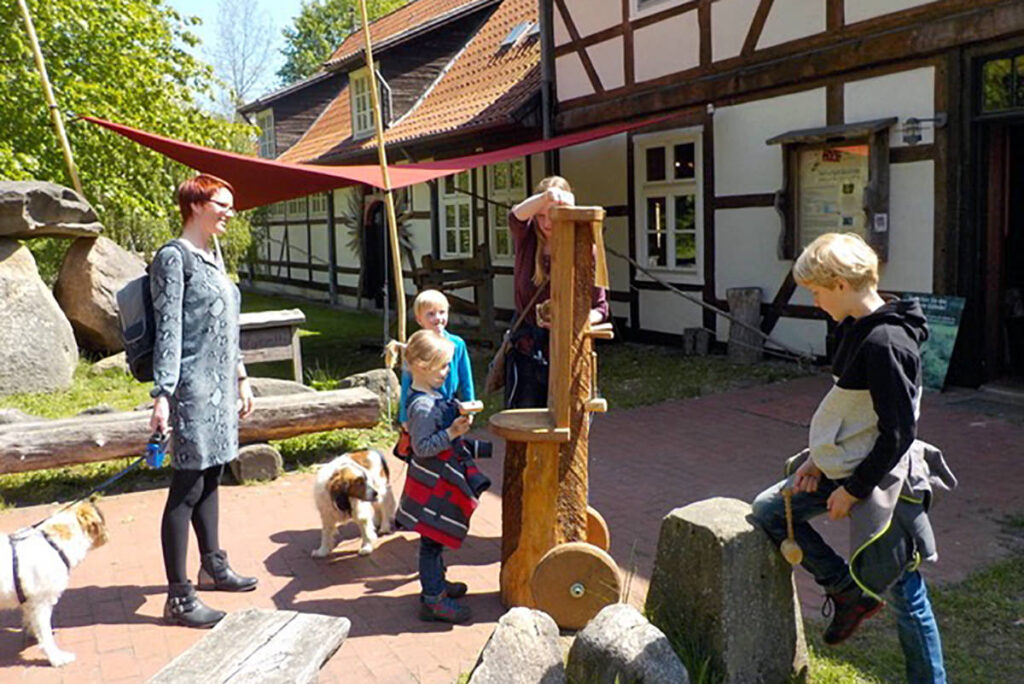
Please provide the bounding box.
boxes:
[16,0,84,198]
[357,0,406,343]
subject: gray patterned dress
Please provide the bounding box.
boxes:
[150,238,241,470]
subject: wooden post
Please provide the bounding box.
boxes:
[489,206,607,608]
[356,0,406,343]
[16,0,84,198]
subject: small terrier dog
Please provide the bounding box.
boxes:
[312,450,396,557]
[0,501,108,667]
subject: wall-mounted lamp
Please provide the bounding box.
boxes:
[901,113,947,146]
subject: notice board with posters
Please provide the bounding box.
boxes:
[902,292,966,391]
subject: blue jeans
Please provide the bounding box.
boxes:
[890,571,946,683]
[419,537,445,599]
[752,479,946,683]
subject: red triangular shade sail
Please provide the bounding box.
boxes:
[83,113,678,211]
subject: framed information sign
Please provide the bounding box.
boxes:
[768,118,896,260]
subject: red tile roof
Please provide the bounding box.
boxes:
[278,0,538,164]
[326,0,492,67]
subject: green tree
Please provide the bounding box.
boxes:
[278,0,407,85]
[1,0,255,277]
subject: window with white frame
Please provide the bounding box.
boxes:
[489,159,525,260]
[309,193,327,216]
[634,129,702,277]
[350,67,375,139]
[287,196,308,219]
[256,109,275,158]
[441,171,472,257]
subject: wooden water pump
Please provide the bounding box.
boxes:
[489,206,620,630]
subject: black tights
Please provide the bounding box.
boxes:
[161,465,223,584]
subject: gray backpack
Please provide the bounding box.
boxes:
[116,241,195,382]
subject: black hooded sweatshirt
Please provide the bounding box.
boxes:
[830,298,929,500]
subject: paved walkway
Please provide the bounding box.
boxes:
[2,375,1023,682]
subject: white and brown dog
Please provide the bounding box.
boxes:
[312,449,397,558]
[0,501,108,667]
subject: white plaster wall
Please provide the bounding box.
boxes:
[310,222,329,284]
[559,132,627,207]
[845,0,934,25]
[713,88,826,196]
[588,37,625,91]
[713,207,790,301]
[879,161,934,293]
[633,10,700,83]
[553,4,569,47]
[602,216,630,293]
[494,272,515,312]
[757,0,826,50]
[765,317,828,357]
[556,52,594,102]
[638,288,705,334]
[844,67,934,148]
[712,0,759,62]
[561,0,620,39]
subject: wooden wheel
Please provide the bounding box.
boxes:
[585,505,610,551]
[531,542,621,630]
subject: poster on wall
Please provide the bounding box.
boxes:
[797,144,869,248]
[902,292,966,391]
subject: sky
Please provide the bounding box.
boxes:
[165,0,308,103]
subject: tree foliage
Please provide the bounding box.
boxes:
[1,0,256,274]
[278,0,407,85]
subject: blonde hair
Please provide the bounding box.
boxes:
[413,289,448,319]
[532,176,572,287]
[384,330,454,373]
[793,232,879,291]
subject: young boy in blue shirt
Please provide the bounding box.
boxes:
[752,233,951,683]
[399,290,475,422]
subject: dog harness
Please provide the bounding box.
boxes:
[9,528,72,604]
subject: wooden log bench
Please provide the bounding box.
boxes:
[0,388,380,474]
[239,309,307,382]
[150,609,350,684]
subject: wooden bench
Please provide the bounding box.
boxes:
[239,309,306,382]
[413,247,496,343]
[150,609,350,683]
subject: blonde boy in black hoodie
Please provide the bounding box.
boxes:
[752,233,948,683]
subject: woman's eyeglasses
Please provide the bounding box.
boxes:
[207,198,235,215]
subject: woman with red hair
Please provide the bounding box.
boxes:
[149,174,258,628]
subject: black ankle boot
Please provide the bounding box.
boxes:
[164,581,225,628]
[197,549,258,592]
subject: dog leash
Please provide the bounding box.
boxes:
[8,433,165,603]
[21,431,166,531]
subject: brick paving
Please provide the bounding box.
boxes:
[2,374,1023,682]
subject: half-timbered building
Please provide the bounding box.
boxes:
[239,0,544,330]
[550,0,1024,386]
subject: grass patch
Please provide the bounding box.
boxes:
[0,360,151,418]
[806,543,1024,682]
[0,292,808,510]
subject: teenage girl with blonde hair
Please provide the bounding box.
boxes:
[506,176,609,408]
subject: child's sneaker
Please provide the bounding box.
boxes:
[444,580,468,599]
[822,585,884,645]
[419,595,471,623]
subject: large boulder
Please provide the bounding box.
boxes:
[54,236,145,352]
[337,368,400,406]
[645,498,808,684]
[0,181,102,239]
[0,238,77,395]
[566,604,689,684]
[469,608,565,684]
